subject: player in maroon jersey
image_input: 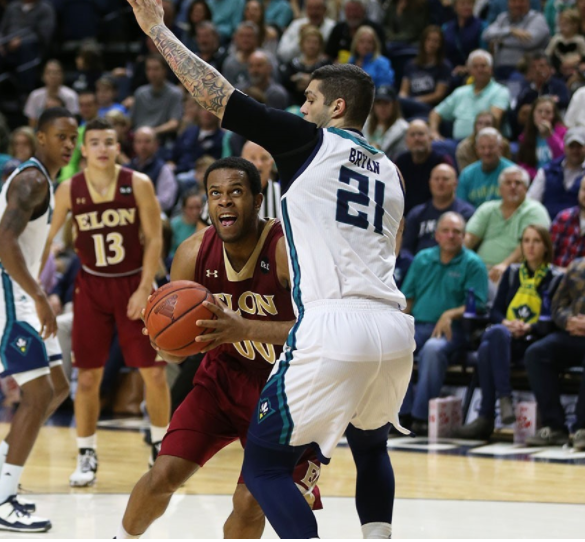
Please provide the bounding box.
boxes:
[116,157,321,539]
[46,118,170,487]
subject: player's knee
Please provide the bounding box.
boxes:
[421,338,446,355]
[141,367,168,390]
[147,458,188,495]
[232,485,264,524]
[76,369,102,394]
[21,377,54,412]
[53,377,70,406]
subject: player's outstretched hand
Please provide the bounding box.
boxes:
[195,298,251,353]
[35,295,57,340]
[126,0,165,35]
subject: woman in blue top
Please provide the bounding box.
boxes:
[348,26,394,89]
[454,225,564,440]
[399,25,451,119]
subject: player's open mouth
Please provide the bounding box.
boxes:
[219,213,237,227]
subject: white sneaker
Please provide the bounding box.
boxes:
[15,495,35,513]
[69,448,98,487]
[0,495,51,532]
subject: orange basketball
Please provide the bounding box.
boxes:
[144,280,217,357]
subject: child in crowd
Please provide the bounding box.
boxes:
[545,9,585,71]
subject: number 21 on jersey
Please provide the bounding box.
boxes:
[335,165,385,234]
[92,232,125,266]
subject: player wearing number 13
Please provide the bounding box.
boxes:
[45,118,170,487]
[128,0,416,538]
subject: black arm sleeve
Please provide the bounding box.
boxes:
[221,90,320,190]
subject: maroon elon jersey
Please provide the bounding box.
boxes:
[195,219,295,377]
[71,167,144,276]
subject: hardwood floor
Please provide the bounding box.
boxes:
[8,424,584,505]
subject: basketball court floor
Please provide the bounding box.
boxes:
[2,414,584,539]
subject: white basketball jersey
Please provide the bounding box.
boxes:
[281,127,406,312]
[0,158,54,278]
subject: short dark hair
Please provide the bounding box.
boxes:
[310,64,375,128]
[146,53,168,70]
[78,90,97,100]
[83,118,116,141]
[181,187,202,207]
[529,51,551,65]
[37,107,76,133]
[203,157,262,196]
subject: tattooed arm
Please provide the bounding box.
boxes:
[128,0,234,119]
[0,170,57,338]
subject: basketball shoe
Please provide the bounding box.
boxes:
[15,491,35,513]
[0,495,51,532]
[69,448,98,487]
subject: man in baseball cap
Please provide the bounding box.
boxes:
[527,126,585,219]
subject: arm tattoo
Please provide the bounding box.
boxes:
[149,24,234,116]
[0,171,48,237]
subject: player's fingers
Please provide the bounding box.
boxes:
[203,300,224,315]
[142,326,149,335]
[196,318,219,328]
[214,296,228,309]
[49,317,58,338]
[195,332,218,343]
[200,340,219,353]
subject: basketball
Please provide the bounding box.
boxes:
[144,280,217,357]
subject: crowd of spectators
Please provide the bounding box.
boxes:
[0,0,584,448]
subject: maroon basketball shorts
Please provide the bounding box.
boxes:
[160,357,322,508]
[72,269,160,370]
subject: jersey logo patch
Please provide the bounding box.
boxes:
[258,398,275,423]
[154,294,178,319]
[12,336,31,356]
[76,197,87,205]
[260,257,270,274]
[206,269,218,278]
[120,186,133,196]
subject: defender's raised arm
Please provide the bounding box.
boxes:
[127,0,234,119]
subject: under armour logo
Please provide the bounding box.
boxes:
[76,197,86,205]
[206,270,218,278]
[260,258,270,274]
[154,294,178,319]
[120,186,132,195]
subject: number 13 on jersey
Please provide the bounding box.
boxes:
[92,232,126,267]
[335,165,385,234]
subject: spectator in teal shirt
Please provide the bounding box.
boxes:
[457,127,514,208]
[429,50,510,141]
[208,0,245,43]
[170,190,208,256]
[263,0,293,30]
[401,212,489,435]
